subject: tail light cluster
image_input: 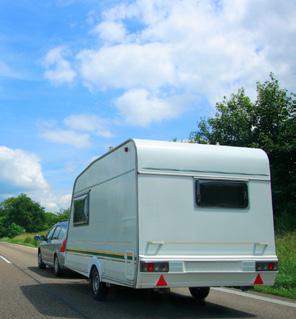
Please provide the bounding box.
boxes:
[140,262,169,273]
[256,261,278,271]
[60,239,67,253]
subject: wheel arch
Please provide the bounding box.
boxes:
[88,257,103,279]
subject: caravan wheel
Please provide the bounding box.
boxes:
[189,287,210,301]
[90,267,108,301]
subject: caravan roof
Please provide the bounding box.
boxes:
[133,139,270,177]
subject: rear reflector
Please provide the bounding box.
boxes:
[140,261,169,273]
[156,275,168,287]
[254,274,264,285]
[60,239,67,253]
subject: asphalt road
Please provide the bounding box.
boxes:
[0,242,295,319]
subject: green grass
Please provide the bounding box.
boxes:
[0,231,46,248]
[255,231,296,299]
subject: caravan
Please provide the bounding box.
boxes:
[65,139,278,301]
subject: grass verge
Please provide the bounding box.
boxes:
[255,231,296,299]
[0,231,46,248]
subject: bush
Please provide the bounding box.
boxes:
[6,223,25,238]
[24,236,37,246]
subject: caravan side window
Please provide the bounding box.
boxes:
[195,179,248,209]
[73,193,89,226]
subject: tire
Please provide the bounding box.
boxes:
[90,267,108,301]
[54,255,63,277]
[38,250,46,269]
[189,287,210,301]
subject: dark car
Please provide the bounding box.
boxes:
[35,221,68,276]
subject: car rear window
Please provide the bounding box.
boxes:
[58,227,66,239]
[195,179,248,209]
[52,226,62,239]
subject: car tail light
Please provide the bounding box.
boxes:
[140,262,169,272]
[256,261,278,271]
[60,239,67,253]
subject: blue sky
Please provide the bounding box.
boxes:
[0,0,295,210]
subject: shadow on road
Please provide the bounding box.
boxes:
[28,266,85,279]
[20,282,256,319]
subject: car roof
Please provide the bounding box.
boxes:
[56,221,69,227]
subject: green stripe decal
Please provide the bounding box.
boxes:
[66,248,133,261]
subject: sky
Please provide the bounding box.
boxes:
[0,0,295,211]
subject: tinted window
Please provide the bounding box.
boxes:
[196,179,248,209]
[52,226,61,239]
[47,226,56,240]
[73,194,89,226]
[58,227,66,239]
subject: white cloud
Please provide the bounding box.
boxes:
[41,128,91,148]
[64,114,110,133]
[44,46,76,84]
[64,113,114,138]
[115,89,181,126]
[39,114,113,148]
[40,193,72,211]
[94,21,127,44]
[95,129,113,138]
[76,43,176,90]
[0,146,70,211]
[0,146,49,192]
[64,114,101,131]
[43,0,296,124]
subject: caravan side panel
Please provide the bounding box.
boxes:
[65,141,138,287]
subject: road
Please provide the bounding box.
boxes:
[0,242,295,319]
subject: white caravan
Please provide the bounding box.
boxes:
[65,139,278,301]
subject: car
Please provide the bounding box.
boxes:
[35,221,68,276]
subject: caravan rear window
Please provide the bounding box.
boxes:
[73,194,89,226]
[195,179,248,209]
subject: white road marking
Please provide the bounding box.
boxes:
[0,255,12,264]
[214,287,296,309]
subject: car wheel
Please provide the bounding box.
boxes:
[90,267,108,301]
[38,250,46,269]
[54,255,63,276]
[189,287,210,301]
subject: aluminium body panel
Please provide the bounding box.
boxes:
[136,172,277,288]
[134,140,277,288]
[65,141,138,287]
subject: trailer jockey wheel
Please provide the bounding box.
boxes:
[90,267,108,301]
[189,287,210,301]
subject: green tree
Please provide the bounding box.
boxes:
[190,74,296,231]
[43,208,70,229]
[0,194,46,232]
[6,223,25,238]
[56,208,70,222]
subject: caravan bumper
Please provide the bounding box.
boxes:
[136,257,278,289]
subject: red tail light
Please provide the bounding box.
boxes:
[256,261,278,271]
[60,239,67,252]
[140,262,169,272]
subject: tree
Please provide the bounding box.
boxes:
[0,194,46,232]
[56,208,70,221]
[6,223,25,238]
[190,74,296,231]
[44,208,70,229]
